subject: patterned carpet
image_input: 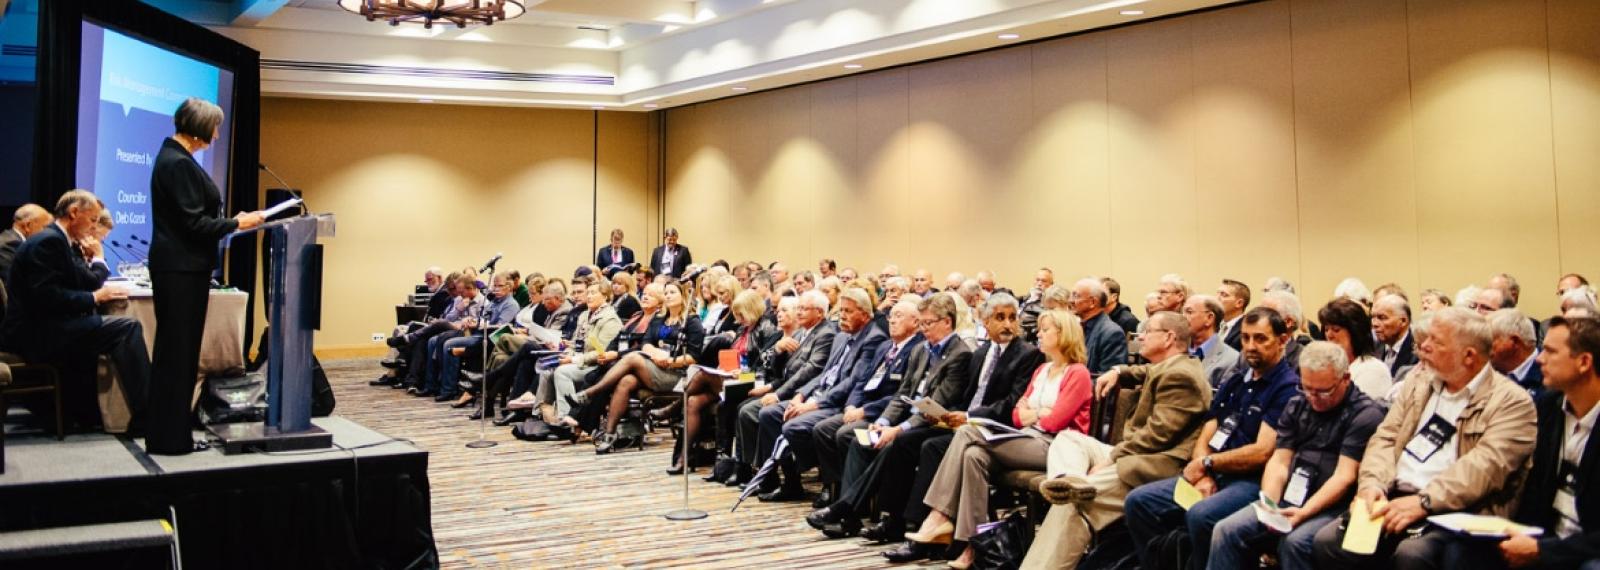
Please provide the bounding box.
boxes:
[324,359,947,569]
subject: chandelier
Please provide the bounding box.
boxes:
[338,0,526,29]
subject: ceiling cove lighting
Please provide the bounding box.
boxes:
[844,63,863,69]
[338,0,526,29]
[1120,10,1145,15]
[731,86,748,91]
[997,33,1021,40]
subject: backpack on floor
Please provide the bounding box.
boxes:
[1144,528,1191,570]
[1078,519,1138,570]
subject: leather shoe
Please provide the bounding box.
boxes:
[412,389,438,398]
[379,358,404,369]
[434,393,457,403]
[820,517,861,539]
[391,381,413,390]
[861,518,906,544]
[494,410,530,427]
[882,541,940,563]
[386,336,406,348]
[369,375,397,386]
[905,520,954,544]
[805,507,842,531]
[811,487,834,509]
[758,486,806,503]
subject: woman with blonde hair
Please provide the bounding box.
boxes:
[568,280,704,453]
[903,310,1095,568]
[671,290,777,474]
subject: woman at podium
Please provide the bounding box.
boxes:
[146,97,264,455]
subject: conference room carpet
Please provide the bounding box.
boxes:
[325,359,948,569]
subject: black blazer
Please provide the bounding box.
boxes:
[1385,333,1418,378]
[964,339,1046,421]
[150,138,238,272]
[596,245,634,270]
[0,224,105,357]
[774,320,839,400]
[879,336,976,429]
[611,294,641,322]
[649,244,693,278]
[0,227,24,283]
[1223,318,1243,351]
[1513,391,1600,567]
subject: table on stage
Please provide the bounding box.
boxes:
[94,289,250,432]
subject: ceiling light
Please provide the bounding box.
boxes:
[591,106,604,110]
[338,0,525,29]
[643,104,659,108]
[418,98,434,103]
[997,33,1020,40]
[1120,10,1145,15]
[732,86,748,91]
[844,63,863,69]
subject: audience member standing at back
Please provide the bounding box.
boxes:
[596,228,633,271]
[650,227,692,278]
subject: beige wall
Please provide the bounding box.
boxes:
[259,98,652,354]
[663,0,1600,319]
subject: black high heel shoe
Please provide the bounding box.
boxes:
[493,410,530,427]
[450,395,478,409]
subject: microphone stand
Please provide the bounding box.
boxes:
[664,327,708,521]
[466,260,499,450]
[259,162,310,216]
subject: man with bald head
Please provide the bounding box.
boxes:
[1184,295,1239,387]
[1071,277,1131,375]
[975,271,996,295]
[911,269,934,296]
[0,203,53,283]
[1373,295,1419,378]
[1475,287,1510,315]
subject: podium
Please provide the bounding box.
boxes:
[208,213,336,454]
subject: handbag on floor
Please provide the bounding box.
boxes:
[512,417,552,441]
[971,510,1034,570]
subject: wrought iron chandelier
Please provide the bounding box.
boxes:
[337,0,526,29]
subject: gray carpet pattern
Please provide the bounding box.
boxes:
[324,359,948,569]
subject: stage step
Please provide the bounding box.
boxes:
[0,519,173,561]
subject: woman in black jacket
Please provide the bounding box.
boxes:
[671,290,780,474]
[146,98,263,455]
[568,280,703,453]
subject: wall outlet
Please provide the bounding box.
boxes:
[372,333,385,342]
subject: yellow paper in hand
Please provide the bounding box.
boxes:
[1342,498,1387,554]
[1174,478,1204,510]
[854,428,872,446]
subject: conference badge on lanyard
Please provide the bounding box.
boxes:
[1210,414,1240,451]
[1404,414,1457,462]
[1283,461,1318,507]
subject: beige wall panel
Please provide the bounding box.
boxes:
[664,104,732,267]
[745,87,817,268]
[596,112,652,259]
[1409,0,1561,316]
[853,70,915,273]
[1024,35,1112,286]
[1104,18,1201,305]
[1549,0,1600,284]
[807,78,900,275]
[1190,0,1300,304]
[259,99,619,349]
[905,48,1034,283]
[1290,0,1419,308]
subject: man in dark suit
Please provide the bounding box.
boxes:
[648,227,692,278]
[876,293,1045,557]
[1373,295,1418,377]
[759,289,890,501]
[0,191,149,428]
[1072,278,1131,375]
[1449,316,1600,569]
[735,291,836,483]
[0,203,51,286]
[594,228,634,270]
[804,294,975,545]
[1490,308,1545,397]
[810,299,924,505]
[1218,279,1251,351]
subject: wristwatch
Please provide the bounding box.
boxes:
[1418,493,1433,514]
[1201,456,1215,476]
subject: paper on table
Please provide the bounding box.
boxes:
[1174,478,1204,510]
[260,197,303,219]
[1342,498,1387,554]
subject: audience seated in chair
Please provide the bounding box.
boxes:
[568,280,703,454]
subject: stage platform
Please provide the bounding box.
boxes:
[0,416,435,568]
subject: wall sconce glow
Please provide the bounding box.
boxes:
[997,33,1020,40]
[1120,10,1144,15]
[844,63,863,69]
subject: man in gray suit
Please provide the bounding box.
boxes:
[1185,294,1240,387]
[1071,278,1131,375]
[736,290,837,486]
[0,204,52,285]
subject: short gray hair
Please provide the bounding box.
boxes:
[1150,311,1192,347]
[1486,308,1536,347]
[1264,277,1295,294]
[1043,284,1072,307]
[1300,340,1351,377]
[799,290,831,312]
[174,97,225,143]
[1432,306,1493,355]
[885,276,910,291]
[1560,286,1598,312]
[1374,294,1411,320]
[1158,273,1191,297]
[980,291,1019,320]
[1412,311,1436,345]
[53,189,99,219]
[1188,294,1225,332]
[777,295,801,312]
[1074,278,1108,308]
[1334,277,1373,306]
[837,287,872,313]
[891,299,921,317]
[1260,290,1303,329]
[542,281,567,296]
[958,279,982,297]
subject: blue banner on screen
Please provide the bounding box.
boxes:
[74,21,235,276]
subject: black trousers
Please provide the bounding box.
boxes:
[902,432,955,523]
[829,427,947,520]
[148,270,210,455]
[37,316,151,428]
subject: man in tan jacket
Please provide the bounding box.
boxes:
[1020,311,1212,570]
[1314,307,1537,569]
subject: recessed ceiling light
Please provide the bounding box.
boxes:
[1120,10,1145,15]
[732,86,748,91]
[844,63,863,69]
[997,33,1020,40]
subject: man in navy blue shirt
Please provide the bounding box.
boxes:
[1123,306,1301,570]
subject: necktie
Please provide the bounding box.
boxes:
[969,344,1001,413]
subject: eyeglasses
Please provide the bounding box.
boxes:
[1298,382,1341,398]
[1140,328,1170,337]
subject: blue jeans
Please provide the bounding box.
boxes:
[1124,475,1262,570]
[422,330,464,393]
[435,334,484,398]
[1208,502,1337,570]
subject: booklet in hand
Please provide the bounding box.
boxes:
[1252,492,1293,534]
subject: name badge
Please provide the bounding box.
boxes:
[1404,414,1457,463]
[1283,463,1317,507]
[864,369,901,391]
[1556,460,1580,531]
[1209,415,1240,451]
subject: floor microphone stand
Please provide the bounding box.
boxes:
[466,264,499,450]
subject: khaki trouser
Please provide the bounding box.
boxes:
[923,425,1051,541]
[489,334,531,372]
[1021,430,1133,570]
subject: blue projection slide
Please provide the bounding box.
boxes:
[75,21,234,275]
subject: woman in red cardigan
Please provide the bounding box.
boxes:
[905,310,1095,568]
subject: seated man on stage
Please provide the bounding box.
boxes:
[0,190,150,429]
